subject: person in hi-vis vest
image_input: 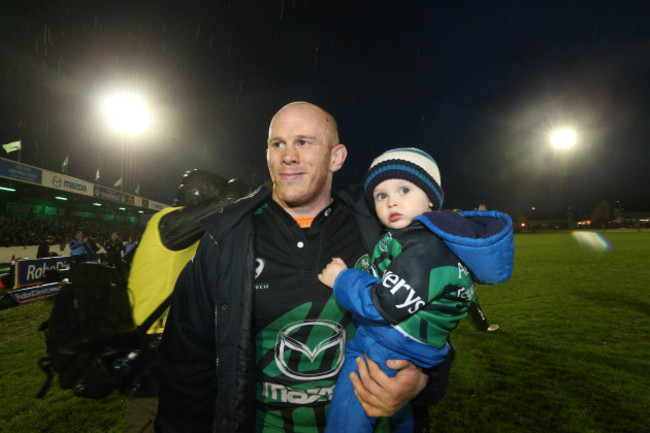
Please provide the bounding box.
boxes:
[122,169,250,433]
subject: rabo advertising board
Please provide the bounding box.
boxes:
[14,256,70,288]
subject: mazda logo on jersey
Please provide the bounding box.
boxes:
[274,320,345,381]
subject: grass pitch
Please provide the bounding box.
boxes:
[429,231,650,433]
[1,231,649,432]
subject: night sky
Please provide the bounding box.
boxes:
[1,1,649,217]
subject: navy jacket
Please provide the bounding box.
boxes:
[155,184,451,432]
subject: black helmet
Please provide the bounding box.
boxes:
[173,170,228,207]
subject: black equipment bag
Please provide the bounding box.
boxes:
[37,262,171,400]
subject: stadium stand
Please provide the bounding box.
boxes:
[0,157,168,293]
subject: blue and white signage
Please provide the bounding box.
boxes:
[42,171,92,197]
[0,158,43,184]
[1,157,169,211]
[14,256,70,288]
[94,185,127,203]
[6,282,61,304]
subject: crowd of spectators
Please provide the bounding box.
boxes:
[0,217,144,249]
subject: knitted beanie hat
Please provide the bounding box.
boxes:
[363,147,444,210]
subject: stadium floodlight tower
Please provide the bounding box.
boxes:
[103,92,150,193]
[550,128,576,228]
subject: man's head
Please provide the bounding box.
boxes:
[75,231,83,240]
[267,102,347,217]
[111,232,118,241]
[46,235,55,244]
[364,147,444,229]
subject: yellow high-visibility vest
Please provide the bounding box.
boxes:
[128,206,199,334]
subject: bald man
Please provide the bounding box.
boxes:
[156,102,453,433]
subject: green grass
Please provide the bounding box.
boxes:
[0,297,125,433]
[429,232,650,433]
[2,232,649,432]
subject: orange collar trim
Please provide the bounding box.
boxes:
[294,216,315,228]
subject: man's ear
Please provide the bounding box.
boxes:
[329,144,347,172]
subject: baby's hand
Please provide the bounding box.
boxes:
[318,257,348,289]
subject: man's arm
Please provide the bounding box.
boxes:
[350,346,455,417]
[350,356,428,417]
[155,239,219,433]
[159,179,250,251]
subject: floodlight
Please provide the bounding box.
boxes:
[103,92,150,135]
[550,129,576,149]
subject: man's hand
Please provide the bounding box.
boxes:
[318,257,347,289]
[350,356,428,417]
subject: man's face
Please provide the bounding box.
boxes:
[373,178,432,230]
[75,232,82,240]
[267,104,339,210]
[111,233,118,241]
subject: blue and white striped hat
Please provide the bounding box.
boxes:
[363,147,444,210]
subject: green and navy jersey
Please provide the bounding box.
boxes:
[253,199,373,433]
[368,223,477,348]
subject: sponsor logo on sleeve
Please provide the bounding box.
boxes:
[381,270,425,314]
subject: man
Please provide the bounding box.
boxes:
[104,232,125,267]
[84,234,101,264]
[156,102,453,432]
[37,235,58,258]
[69,231,87,271]
[122,170,250,433]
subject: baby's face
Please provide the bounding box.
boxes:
[372,178,432,230]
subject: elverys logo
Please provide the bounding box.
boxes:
[52,176,62,187]
[274,320,345,381]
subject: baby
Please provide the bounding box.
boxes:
[319,147,513,432]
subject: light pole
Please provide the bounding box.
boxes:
[103,92,150,193]
[550,129,576,228]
